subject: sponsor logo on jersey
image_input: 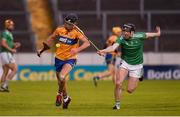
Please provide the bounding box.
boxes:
[57,36,78,45]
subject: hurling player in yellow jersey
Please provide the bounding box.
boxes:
[37,14,90,109]
[93,27,122,86]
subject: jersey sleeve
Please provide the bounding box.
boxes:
[136,32,146,41]
[115,36,123,45]
[1,32,8,41]
[106,35,116,45]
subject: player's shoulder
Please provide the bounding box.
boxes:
[115,36,123,43]
[2,30,8,34]
[56,25,65,30]
[1,30,9,37]
[54,26,67,34]
[109,35,117,39]
[108,35,115,41]
[72,28,84,36]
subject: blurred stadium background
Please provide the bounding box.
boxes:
[0,0,180,116]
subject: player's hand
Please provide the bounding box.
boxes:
[11,49,17,53]
[14,42,21,49]
[37,50,42,57]
[70,48,79,55]
[97,50,105,56]
[156,26,161,37]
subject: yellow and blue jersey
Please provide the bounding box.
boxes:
[52,26,84,61]
[105,35,119,65]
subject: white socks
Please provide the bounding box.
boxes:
[64,96,69,102]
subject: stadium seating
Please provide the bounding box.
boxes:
[107,14,147,30]
[1,0,179,52]
[0,0,25,11]
[144,0,180,10]
[85,33,104,51]
[151,14,180,30]
[61,14,103,31]
[0,14,29,31]
[56,0,180,52]
[101,0,140,11]
[159,33,180,52]
[57,0,97,11]
[0,0,34,52]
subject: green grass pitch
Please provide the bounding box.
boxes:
[0,80,180,116]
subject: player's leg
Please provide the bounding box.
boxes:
[6,63,17,80]
[127,68,142,93]
[55,58,75,108]
[100,64,115,78]
[56,65,72,107]
[93,63,115,86]
[1,65,9,83]
[113,57,121,84]
[0,65,9,92]
[55,58,64,106]
[113,67,128,109]
[56,71,63,106]
[112,66,117,84]
[0,52,10,90]
[2,52,17,91]
[93,55,112,86]
[3,63,17,91]
[62,78,67,99]
[59,63,73,109]
[127,76,139,93]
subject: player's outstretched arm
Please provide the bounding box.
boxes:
[146,26,161,39]
[37,35,54,57]
[97,43,119,56]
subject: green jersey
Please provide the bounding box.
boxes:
[116,32,146,65]
[0,30,14,52]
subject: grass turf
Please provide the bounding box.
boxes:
[0,80,180,116]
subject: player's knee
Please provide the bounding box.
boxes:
[58,78,65,85]
[59,78,65,83]
[115,82,123,89]
[9,64,17,73]
[60,74,65,80]
[12,67,17,73]
[57,74,65,82]
[56,72,65,80]
[115,77,122,85]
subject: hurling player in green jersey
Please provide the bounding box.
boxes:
[0,19,21,92]
[97,23,161,109]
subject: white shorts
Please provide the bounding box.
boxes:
[118,59,143,78]
[0,52,15,65]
